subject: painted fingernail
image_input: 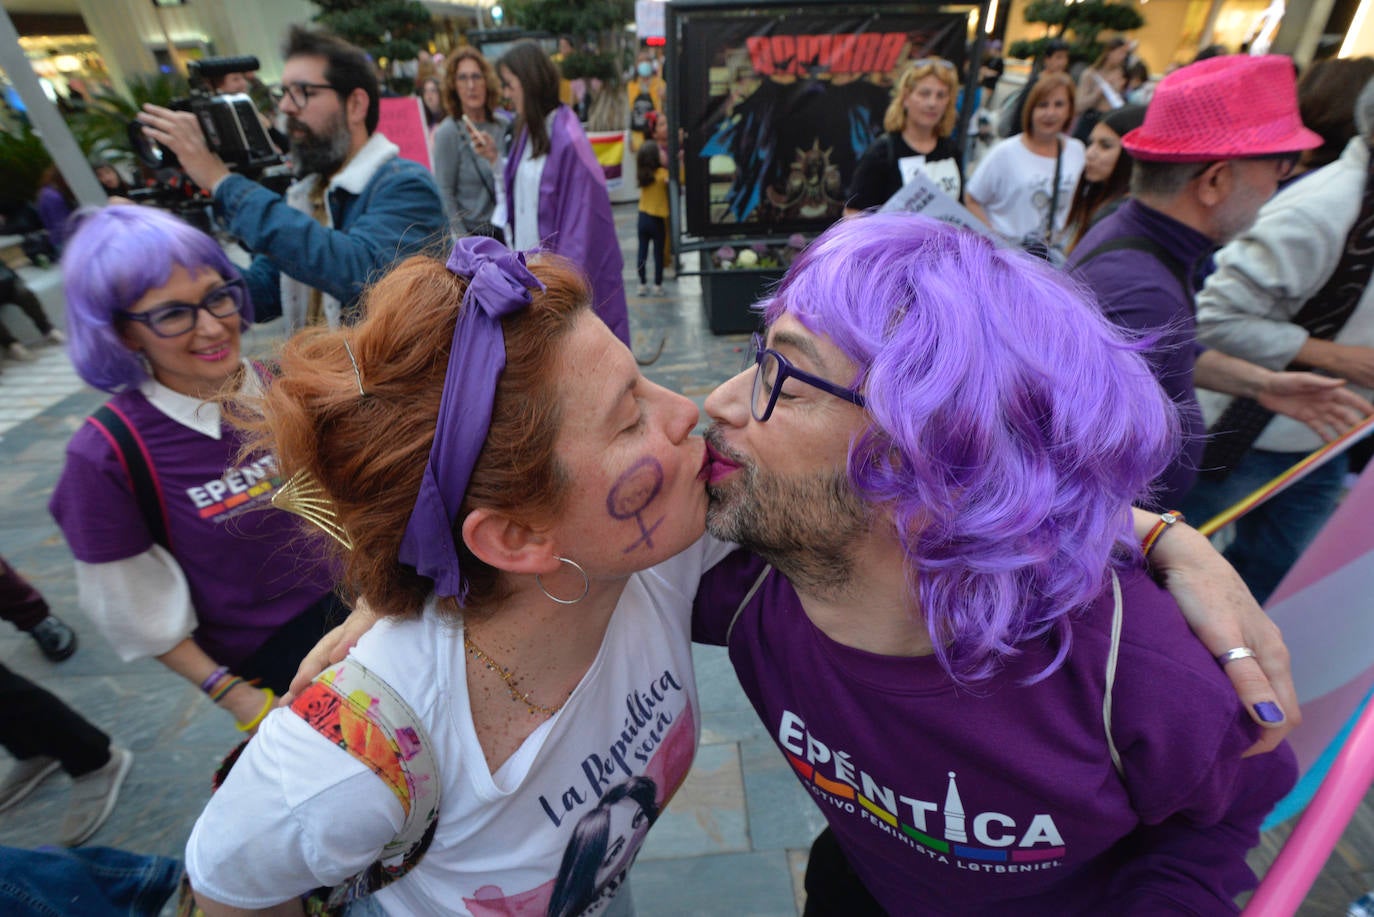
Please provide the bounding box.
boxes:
[1254,701,1285,724]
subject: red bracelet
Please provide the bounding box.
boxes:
[1141,510,1185,559]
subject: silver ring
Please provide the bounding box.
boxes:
[1215,646,1257,666]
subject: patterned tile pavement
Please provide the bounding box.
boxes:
[0,205,1367,915]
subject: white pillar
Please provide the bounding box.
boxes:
[0,9,106,207]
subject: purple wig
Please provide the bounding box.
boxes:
[62,205,249,393]
[765,213,1179,683]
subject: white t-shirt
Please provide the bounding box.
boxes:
[966,134,1085,243]
[185,535,735,917]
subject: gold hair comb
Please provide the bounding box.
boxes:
[272,469,355,550]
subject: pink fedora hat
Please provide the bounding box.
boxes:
[1122,55,1321,163]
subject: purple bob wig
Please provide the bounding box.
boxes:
[62,205,249,394]
[765,213,1179,683]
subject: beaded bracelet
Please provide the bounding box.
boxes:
[1142,510,1185,559]
[200,665,230,695]
[236,688,275,732]
[210,676,245,705]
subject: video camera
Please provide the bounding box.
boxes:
[128,55,292,226]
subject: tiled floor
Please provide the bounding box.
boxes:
[1,206,1370,916]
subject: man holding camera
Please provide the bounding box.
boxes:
[139,26,444,330]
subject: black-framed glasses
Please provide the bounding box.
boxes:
[118,278,246,338]
[747,333,866,422]
[270,81,338,109]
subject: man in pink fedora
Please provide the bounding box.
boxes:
[1067,54,1372,513]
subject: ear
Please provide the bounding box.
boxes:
[346,87,370,129]
[1194,161,1232,208]
[460,508,560,576]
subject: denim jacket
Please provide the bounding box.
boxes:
[214,132,445,328]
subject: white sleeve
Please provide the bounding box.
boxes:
[965,140,1005,207]
[75,545,196,662]
[185,706,405,908]
[491,157,510,240]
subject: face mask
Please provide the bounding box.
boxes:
[637,61,654,78]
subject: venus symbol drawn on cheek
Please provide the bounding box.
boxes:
[607,457,665,553]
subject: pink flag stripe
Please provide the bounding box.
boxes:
[1245,697,1374,915]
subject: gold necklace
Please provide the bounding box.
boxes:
[464,634,567,717]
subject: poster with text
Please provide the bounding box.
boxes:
[677,7,968,238]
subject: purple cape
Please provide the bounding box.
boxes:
[504,105,630,345]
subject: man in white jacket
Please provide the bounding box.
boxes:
[1189,76,1374,603]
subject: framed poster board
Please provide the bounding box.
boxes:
[670,0,978,239]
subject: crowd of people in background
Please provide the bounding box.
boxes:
[5,18,1374,916]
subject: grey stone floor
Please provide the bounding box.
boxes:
[2,204,1369,916]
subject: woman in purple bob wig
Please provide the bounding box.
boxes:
[48,205,342,728]
[701,212,1297,912]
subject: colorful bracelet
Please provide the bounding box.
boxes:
[236,688,275,732]
[200,665,230,695]
[210,676,245,705]
[1141,510,1185,559]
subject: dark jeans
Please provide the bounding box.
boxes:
[802,828,887,916]
[0,845,181,917]
[0,556,49,632]
[0,275,54,348]
[637,212,665,286]
[1182,449,1347,605]
[0,662,110,777]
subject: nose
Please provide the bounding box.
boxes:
[649,380,702,443]
[704,367,753,428]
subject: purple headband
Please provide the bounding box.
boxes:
[397,236,545,603]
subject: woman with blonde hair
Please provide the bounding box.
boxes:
[431,48,510,241]
[845,57,963,214]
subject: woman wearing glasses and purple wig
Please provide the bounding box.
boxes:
[47,206,342,732]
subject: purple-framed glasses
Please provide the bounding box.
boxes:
[748,333,866,422]
[117,277,245,338]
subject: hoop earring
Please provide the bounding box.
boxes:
[537,556,589,605]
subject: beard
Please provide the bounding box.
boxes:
[704,428,871,595]
[288,112,352,178]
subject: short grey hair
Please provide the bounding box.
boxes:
[1357,75,1374,141]
[1130,159,1202,199]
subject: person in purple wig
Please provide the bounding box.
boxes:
[48,205,342,727]
[694,212,1297,913]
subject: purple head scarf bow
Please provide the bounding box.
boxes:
[397,236,545,603]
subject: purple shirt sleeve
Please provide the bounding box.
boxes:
[1107,572,1297,912]
[49,425,156,564]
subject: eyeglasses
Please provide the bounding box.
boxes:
[910,57,955,71]
[270,81,338,109]
[118,278,245,338]
[454,73,485,84]
[747,333,866,422]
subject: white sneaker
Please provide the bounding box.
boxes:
[636,284,650,297]
[45,328,66,345]
[0,755,60,812]
[59,745,132,846]
[651,285,665,297]
[6,342,34,361]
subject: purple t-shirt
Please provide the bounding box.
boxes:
[1068,199,1215,509]
[49,391,334,666]
[693,552,1295,915]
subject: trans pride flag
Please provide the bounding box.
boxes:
[1256,460,1374,830]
